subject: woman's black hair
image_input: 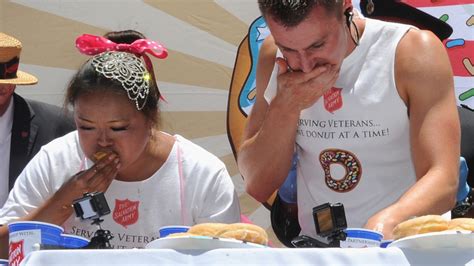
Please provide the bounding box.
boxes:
[65,30,160,125]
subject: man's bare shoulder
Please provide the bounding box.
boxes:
[396,28,448,75]
[395,28,452,95]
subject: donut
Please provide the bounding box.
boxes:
[93,151,109,161]
[187,223,228,237]
[392,215,448,240]
[216,223,269,245]
[187,223,269,245]
[165,232,196,238]
[319,149,362,192]
[447,218,474,231]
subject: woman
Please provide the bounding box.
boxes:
[0,30,240,252]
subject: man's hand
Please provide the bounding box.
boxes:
[275,58,339,112]
[364,206,403,240]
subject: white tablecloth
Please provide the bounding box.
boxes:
[19,247,474,266]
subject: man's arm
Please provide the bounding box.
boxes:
[366,29,460,238]
[237,36,338,202]
[238,36,298,202]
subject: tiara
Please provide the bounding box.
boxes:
[75,34,168,109]
[92,51,150,110]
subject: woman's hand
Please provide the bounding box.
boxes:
[28,153,120,224]
[63,153,120,198]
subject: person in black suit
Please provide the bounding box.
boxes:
[0,32,75,206]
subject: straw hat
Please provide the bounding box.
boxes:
[0,32,38,85]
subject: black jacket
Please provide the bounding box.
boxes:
[459,105,474,188]
[8,93,76,190]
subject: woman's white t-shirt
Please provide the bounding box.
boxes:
[0,131,240,248]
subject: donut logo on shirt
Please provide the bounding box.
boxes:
[319,148,362,192]
[113,199,139,228]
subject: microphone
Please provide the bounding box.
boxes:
[344,8,353,28]
[344,8,360,46]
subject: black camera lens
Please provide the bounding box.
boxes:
[312,202,347,238]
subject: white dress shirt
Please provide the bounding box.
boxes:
[0,97,14,207]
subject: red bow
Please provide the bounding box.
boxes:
[75,34,168,59]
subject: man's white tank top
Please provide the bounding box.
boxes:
[264,18,416,237]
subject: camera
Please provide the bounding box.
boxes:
[72,192,114,249]
[73,192,110,221]
[313,202,347,237]
[291,202,347,248]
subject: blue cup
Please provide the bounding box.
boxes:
[8,221,64,265]
[159,226,190,238]
[340,228,384,248]
[8,221,64,246]
[60,234,90,248]
[380,240,393,248]
[0,259,8,265]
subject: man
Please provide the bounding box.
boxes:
[0,32,75,206]
[238,0,460,239]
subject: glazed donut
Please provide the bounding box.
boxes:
[187,223,269,245]
[216,223,269,245]
[392,215,448,240]
[93,151,109,162]
[187,223,228,237]
[165,232,196,238]
[319,149,362,192]
[447,218,474,231]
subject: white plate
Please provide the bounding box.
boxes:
[388,230,474,249]
[145,235,267,250]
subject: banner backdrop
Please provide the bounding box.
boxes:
[403,0,473,109]
[2,0,472,245]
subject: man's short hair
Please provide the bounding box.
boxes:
[258,0,344,27]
